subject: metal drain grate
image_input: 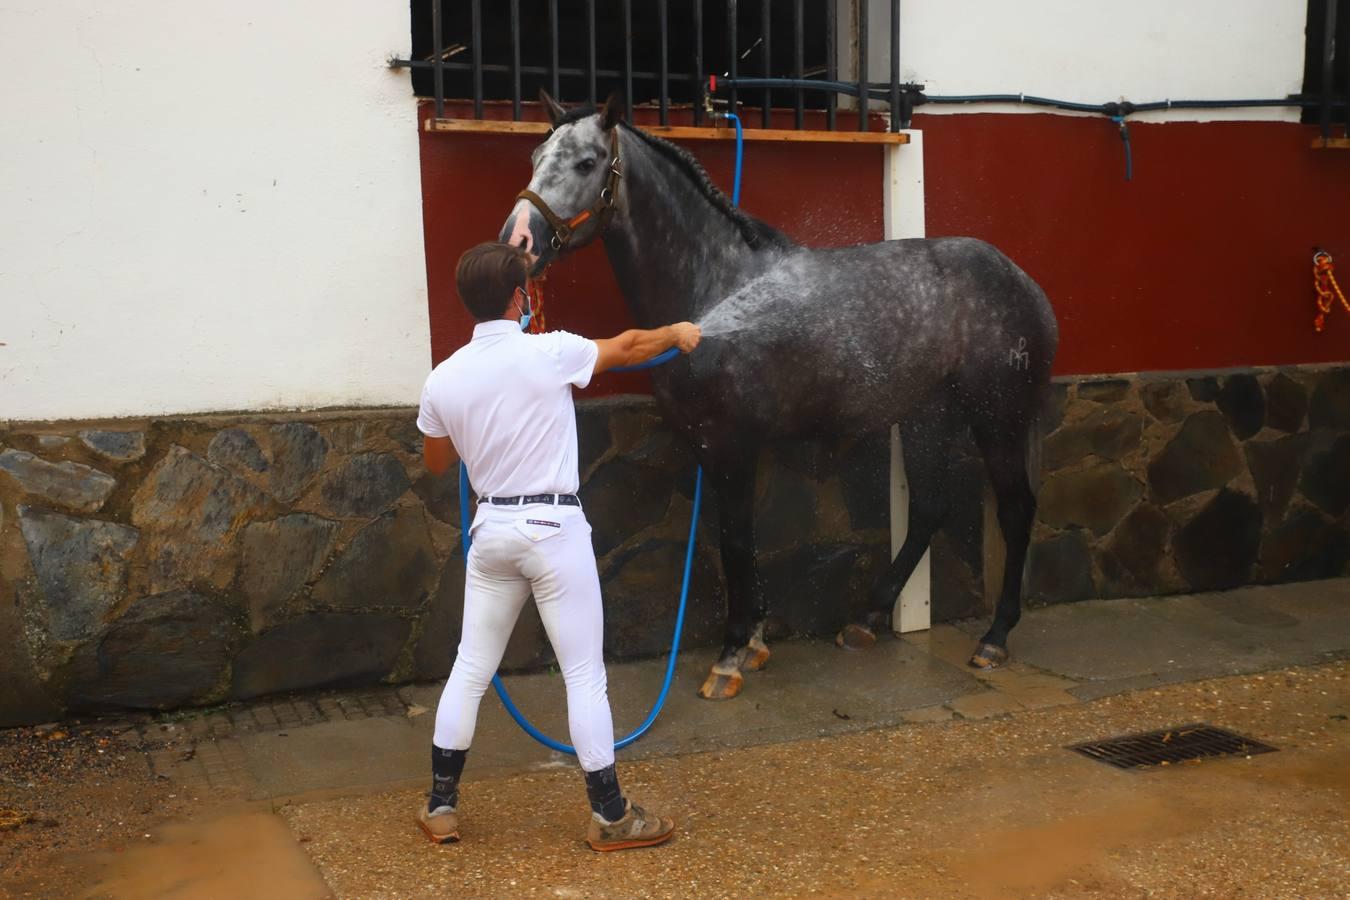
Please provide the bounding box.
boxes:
[1069,724,1278,770]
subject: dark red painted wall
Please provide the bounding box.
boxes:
[916,113,1350,375]
[418,103,1350,391]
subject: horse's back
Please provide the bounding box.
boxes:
[684,236,1057,436]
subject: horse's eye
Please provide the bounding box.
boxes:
[575,158,597,174]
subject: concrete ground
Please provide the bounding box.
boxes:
[2,579,1348,898]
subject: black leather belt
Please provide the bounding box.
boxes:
[480,493,581,507]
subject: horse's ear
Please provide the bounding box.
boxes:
[601,92,625,130]
[539,89,567,127]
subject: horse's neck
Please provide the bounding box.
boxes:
[602,131,768,328]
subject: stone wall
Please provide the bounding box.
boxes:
[0,402,895,726]
[3,363,1346,726]
[1027,366,1350,603]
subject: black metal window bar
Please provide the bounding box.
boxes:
[392,1,916,133]
[392,1,1347,144]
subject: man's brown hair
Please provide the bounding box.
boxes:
[455,242,529,321]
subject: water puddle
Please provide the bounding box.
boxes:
[76,809,330,899]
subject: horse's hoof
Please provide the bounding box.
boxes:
[742,637,770,672]
[835,624,876,651]
[968,643,1009,670]
[698,668,744,701]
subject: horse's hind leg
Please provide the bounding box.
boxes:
[968,418,1036,669]
[699,458,769,701]
[837,399,957,650]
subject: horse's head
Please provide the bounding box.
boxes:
[499,91,624,275]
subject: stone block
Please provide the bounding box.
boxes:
[1147,411,1243,504]
[756,465,819,553]
[0,449,115,513]
[18,508,138,641]
[1076,379,1131,403]
[930,531,984,622]
[1043,406,1143,469]
[207,428,268,475]
[239,514,339,630]
[1245,434,1308,522]
[1264,373,1308,434]
[1100,503,1169,594]
[412,469,461,527]
[319,452,409,518]
[837,431,889,532]
[230,613,411,699]
[310,506,436,610]
[1186,376,1219,403]
[66,590,242,710]
[1141,381,1188,423]
[601,540,723,658]
[1308,369,1350,430]
[1216,374,1265,440]
[385,417,422,454]
[78,430,146,462]
[579,459,672,556]
[1038,463,1142,536]
[269,422,329,502]
[1299,434,1350,516]
[1042,382,1070,432]
[1260,508,1349,583]
[413,555,466,680]
[1025,530,1094,604]
[576,405,614,474]
[131,445,273,590]
[759,543,883,636]
[1172,489,1263,592]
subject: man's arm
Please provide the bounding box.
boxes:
[593,322,702,375]
[422,435,459,476]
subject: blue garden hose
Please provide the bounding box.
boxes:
[468,110,744,755]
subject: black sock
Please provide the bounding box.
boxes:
[583,764,626,822]
[429,746,467,812]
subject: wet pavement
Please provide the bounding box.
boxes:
[1,578,1348,898]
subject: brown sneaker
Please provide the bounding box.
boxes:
[586,799,675,852]
[416,802,460,844]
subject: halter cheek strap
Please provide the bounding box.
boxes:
[515,129,623,252]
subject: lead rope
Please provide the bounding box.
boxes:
[469,115,744,754]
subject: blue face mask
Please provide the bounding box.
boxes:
[516,287,532,332]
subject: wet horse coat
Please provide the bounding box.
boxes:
[500,95,1058,699]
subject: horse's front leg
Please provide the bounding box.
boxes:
[698,460,769,701]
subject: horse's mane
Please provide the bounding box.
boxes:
[551,106,793,252]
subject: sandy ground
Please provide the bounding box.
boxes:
[2,663,1345,899]
[0,718,203,898]
[275,662,1350,899]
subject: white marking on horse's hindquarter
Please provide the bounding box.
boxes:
[508,202,534,253]
[1008,337,1030,370]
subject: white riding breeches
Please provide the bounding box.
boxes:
[433,505,615,773]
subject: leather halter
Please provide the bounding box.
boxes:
[515,129,622,252]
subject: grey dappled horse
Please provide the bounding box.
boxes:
[499,93,1058,701]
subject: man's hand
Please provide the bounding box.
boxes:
[670,322,701,353]
[594,322,703,375]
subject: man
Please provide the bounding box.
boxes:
[415,241,701,851]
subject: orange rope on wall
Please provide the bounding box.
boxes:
[1314,251,1349,333]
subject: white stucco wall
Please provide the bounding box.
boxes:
[847,0,1308,122]
[0,1,430,421]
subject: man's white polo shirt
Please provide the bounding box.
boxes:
[416,320,599,500]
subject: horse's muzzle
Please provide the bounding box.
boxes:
[499,201,552,274]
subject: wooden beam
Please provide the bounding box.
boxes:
[425,118,910,144]
[1311,136,1350,149]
